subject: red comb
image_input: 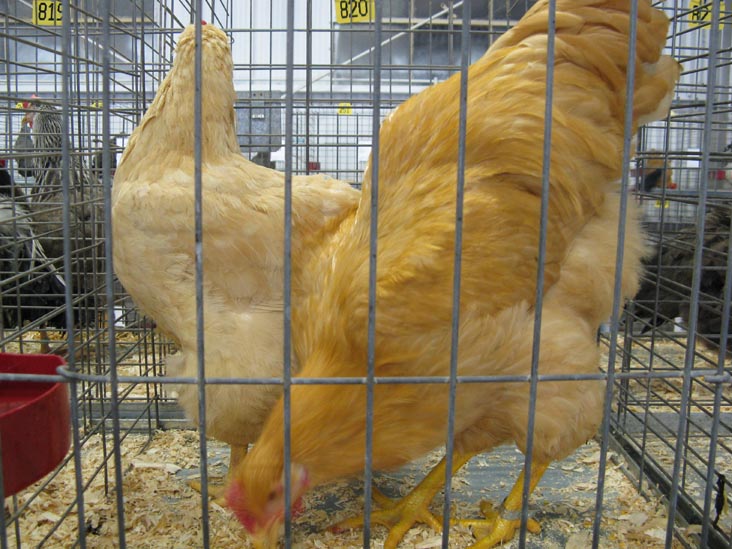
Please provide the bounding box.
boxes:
[201,20,207,25]
[22,94,39,110]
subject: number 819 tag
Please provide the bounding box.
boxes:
[335,0,373,24]
[33,0,63,26]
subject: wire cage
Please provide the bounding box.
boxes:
[1,0,731,548]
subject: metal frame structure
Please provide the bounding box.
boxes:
[0,0,731,548]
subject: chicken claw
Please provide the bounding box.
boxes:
[332,453,475,549]
[188,478,228,504]
[188,444,248,506]
[457,462,548,549]
[457,500,541,548]
[334,485,443,548]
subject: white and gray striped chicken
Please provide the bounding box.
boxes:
[21,99,105,326]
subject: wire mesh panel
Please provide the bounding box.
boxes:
[1,1,197,546]
[0,1,728,548]
[614,1,732,546]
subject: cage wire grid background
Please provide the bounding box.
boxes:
[0,0,731,547]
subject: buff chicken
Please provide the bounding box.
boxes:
[112,24,359,497]
[225,0,680,547]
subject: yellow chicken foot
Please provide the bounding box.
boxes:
[331,452,475,549]
[457,461,549,549]
[38,327,51,354]
[189,444,247,504]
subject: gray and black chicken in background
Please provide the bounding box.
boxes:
[633,205,732,354]
[0,158,68,345]
[21,98,105,327]
[90,135,122,181]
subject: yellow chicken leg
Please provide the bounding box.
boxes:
[189,444,248,504]
[332,452,475,549]
[457,461,548,549]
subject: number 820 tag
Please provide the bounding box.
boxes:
[335,0,373,24]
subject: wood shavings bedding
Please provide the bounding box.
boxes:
[601,337,732,540]
[6,431,694,548]
[2,328,176,404]
[601,337,732,413]
[1,327,168,361]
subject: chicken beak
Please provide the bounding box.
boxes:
[250,535,267,549]
[249,523,281,549]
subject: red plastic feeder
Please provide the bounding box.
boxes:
[0,353,71,497]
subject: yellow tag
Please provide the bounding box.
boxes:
[689,0,726,29]
[338,102,353,115]
[33,0,63,26]
[335,0,373,24]
[655,200,670,208]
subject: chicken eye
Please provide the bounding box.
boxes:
[267,490,277,501]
